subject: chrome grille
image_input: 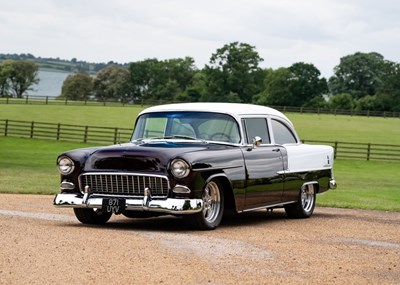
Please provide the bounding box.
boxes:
[80,173,169,197]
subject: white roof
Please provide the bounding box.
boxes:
[140,103,292,125]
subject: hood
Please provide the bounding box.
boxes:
[83,141,222,173]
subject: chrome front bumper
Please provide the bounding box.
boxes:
[54,193,204,214]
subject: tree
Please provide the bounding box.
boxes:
[129,58,160,100]
[0,62,12,97]
[2,60,39,98]
[176,71,207,102]
[93,65,131,102]
[376,62,400,111]
[328,52,387,99]
[253,68,292,106]
[129,57,196,101]
[288,62,328,106]
[59,72,93,100]
[328,93,354,110]
[205,42,264,103]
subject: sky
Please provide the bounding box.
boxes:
[1,0,399,78]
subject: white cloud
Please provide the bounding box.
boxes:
[1,0,399,77]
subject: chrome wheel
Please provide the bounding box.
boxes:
[185,179,224,230]
[284,183,316,219]
[202,181,222,224]
[301,184,315,213]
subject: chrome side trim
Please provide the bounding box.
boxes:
[240,201,296,213]
[53,193,203,214]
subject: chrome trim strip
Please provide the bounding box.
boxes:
[240,201,296,213]
[53,193,203,214]
[277,167,332,175]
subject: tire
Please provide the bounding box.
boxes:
[284,183,316,219]
[73,208,112,224]
[185,179,224,230]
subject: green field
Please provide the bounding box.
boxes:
[1,104,400,144]
[0,104,399,211]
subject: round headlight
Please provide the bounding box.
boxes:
[170,159,190,178]
[57,156,75,175]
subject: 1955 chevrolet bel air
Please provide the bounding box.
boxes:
[54,103,336,230]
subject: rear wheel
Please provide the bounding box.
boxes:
[185,179,224,230]
[284,183,316,218]
[73,208,112,224]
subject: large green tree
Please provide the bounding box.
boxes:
[254,63,327,107]
[204,42,264,103]
[93,65,131,102]
[253,68,292,106]
[328,52,387,99]
[1,60,39,98]
[374,62,400,111]
[60,72,93,100]
[129,57,196,102]
[288,62,328,106]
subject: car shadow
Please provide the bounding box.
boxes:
[61,208,291,232]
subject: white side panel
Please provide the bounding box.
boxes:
[284,144,334,173]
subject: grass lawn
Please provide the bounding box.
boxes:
[0,136,399,211]
[1,104,400,144]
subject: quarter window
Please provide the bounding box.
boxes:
[243,118,270,144]
[271,119,297,144]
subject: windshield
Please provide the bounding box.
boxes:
[132,111,241,144]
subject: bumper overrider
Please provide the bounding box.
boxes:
[54,190,204,215]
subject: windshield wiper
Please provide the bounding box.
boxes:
[135,135,198,141]
[169,135,198,140]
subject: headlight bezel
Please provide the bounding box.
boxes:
[57,156,75,175]
[170,158,190,178]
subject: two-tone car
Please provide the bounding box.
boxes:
[54,103,336,230]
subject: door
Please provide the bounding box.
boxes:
[241,118,285,209]
[242,146,285,208]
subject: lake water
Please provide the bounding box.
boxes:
[27,70,71,98]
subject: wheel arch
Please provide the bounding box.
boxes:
[302,180,320,193]
[205,173,237,214]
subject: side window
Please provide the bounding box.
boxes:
[243,118,271,144]
[271,119,297,144]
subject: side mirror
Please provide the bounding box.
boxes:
[252,136,262,148]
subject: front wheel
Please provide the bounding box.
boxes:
[185,179,224,230]
[73,208,112,224]
[284,183,316,219]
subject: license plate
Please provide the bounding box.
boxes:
[102,198,126,214]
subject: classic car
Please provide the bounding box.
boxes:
[54,103,336,230]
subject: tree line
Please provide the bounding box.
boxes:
[0,53,116,73]
[1,42,400,111]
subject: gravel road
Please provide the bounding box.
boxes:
[0,194,399,284]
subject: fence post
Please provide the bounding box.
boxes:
[114,128,119,144]
[45,96,49,105]
[6,97,9,104]
[334,141,338,159]
[26,96,29,104]
[57,123,61,140]
[367,143,371,161]
[84,126,88,143]
[4,119,8,136]
[30,121,34,138]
